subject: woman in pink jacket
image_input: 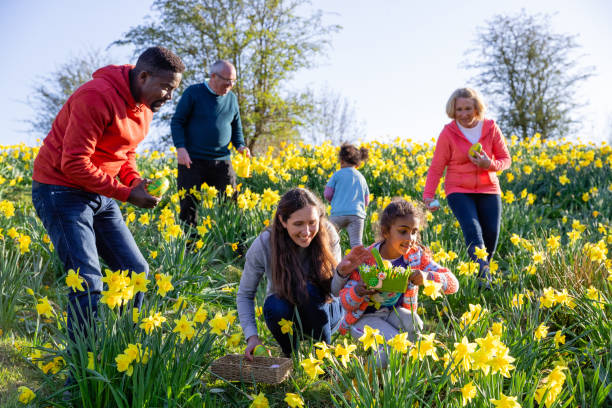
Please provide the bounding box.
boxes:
[423,88,511,289]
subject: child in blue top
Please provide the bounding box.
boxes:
[324,143,370,247]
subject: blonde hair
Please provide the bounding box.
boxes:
[445,88,486,120]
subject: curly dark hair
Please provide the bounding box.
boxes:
[269,188,336,305]
[133,46,185,76]
[377,198,427,246]
[339,143,369,166]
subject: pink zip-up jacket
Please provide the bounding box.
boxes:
[423,119,511,200]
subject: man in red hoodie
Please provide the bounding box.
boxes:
[31,46,185,341]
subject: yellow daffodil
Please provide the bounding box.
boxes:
[278,318,293,335]
[461,381,477,406]
[491,322,504,336]
[300,355,324,379]
[409,333,438,361]
[488,345,516,377]
[422,279,443,300]
[284,393,304,408]
[115,353,134,376]
[387,332,412,354]
[209,312,230,335]
[335,338,357,368]
[226,332,242,348]
[131,271,149,293]
[314,341,332,361]
[546,235,561,251]
[155,273,174,296]
[474,246,488,260]
[535,365,567,408]
[358,325,384,351]
[553,331,566,347]
[17,386,36,404]
[452,336,477,371]
[539,287,557,309]
[534,323,549,342]
[194,306,208,323]
[249,392,269,408]
[173,315,195,341]
[140,312,166,334]
[532,251,544,264]
[65,269,85,292]
[490,392,521,408]
[36,296,53,318]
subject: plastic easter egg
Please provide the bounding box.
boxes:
[253,344,269,357]
[468,142,482,158]
[428,199,440,209]
[147,177,170,197]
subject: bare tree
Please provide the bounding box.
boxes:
[300,86,366,145]
[26,49,112,137]
[466,11,594,140]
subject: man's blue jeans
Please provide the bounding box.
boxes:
[263,282,344,357]
[31,181,148,340]
[447,193,502,284]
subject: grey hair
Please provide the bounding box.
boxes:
[209,60,234,75]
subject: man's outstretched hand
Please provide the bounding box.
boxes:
[128,180,160,208]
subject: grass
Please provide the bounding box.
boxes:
[0,333,49,407]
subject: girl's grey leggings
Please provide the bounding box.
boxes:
[329,215,364,248]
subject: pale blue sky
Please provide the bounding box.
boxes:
[1,0,611,147]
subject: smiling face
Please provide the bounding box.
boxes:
[280,204,320,248]
[136,70,182,112]
[455,97,479,128]
[381,215,420,259]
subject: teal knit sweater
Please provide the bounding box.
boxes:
[170,83,245,160]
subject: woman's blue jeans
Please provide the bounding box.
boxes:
[447,193,501,284]
[263,282,344,356]
[31,181,148,341]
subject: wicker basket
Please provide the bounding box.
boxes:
[209,355,293,384]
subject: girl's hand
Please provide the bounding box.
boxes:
[244,335,262,361]
[409,271,425,286]
[337,245,371,277]
[355,281,378,297]
[468,150,492,169]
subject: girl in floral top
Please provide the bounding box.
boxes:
[335,198,459,366]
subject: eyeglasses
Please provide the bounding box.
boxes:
[214,73,237,86]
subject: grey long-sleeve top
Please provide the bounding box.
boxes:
[236,221,345,340]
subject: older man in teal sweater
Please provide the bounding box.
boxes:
[171,60,250,234]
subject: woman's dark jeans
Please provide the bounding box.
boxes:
[31,181,148,341]
[263,283,344,356]
[447,193,502,285]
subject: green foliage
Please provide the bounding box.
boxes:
[1,138,610,406]
[113,0,341,151]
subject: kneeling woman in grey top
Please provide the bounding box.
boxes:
[237,188,369,358]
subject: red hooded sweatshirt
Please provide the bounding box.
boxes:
[423,119,511,199]
[33,65,152,202]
